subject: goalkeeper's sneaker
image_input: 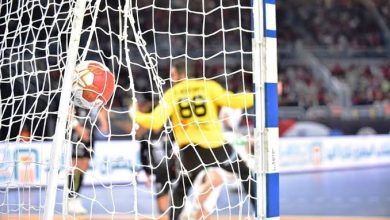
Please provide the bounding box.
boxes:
[66,197,88,215]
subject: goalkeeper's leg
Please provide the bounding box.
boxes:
[169,145,206,220]
[217,144,257,212]
[154,156,177,214]
[193,168,224,220]
[169,168,201,220]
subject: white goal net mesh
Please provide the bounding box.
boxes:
[0,0,257,219]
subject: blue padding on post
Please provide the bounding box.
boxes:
[264,0,276,4]
[265,29,277,38]
[265,83,278,128]
[266,173,280,218]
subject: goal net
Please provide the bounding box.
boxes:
[0,0,278,219]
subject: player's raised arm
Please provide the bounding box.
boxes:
[209,81,254,108]
[129,100,173,130]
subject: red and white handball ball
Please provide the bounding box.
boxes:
[72,60,115,109]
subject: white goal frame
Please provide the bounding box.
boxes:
[43,0,89,219]
[252,0,279,219]
[0,0,279,219]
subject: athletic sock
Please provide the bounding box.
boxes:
[68,170,84,198]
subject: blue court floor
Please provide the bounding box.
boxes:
[281,166,390,217]
[1,166,390,217]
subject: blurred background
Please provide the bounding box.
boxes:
[2,0,389,139]
[277,1,390,218]
[0,0,390,139]
[0,0,389,218]
[278,0,390,137]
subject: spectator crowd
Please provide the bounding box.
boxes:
[1,0,390,140]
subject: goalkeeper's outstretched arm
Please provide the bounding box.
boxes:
[208,80,254,108]
[129,101,172,130]
[215,91,254,108]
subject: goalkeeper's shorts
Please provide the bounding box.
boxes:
[153,158,177,198]
[179,143,247,176]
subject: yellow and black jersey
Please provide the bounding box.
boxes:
[134,79,253,148]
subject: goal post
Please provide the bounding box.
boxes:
[252,0,280,219]
[0,0,279,219]
[43,0,88,219]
